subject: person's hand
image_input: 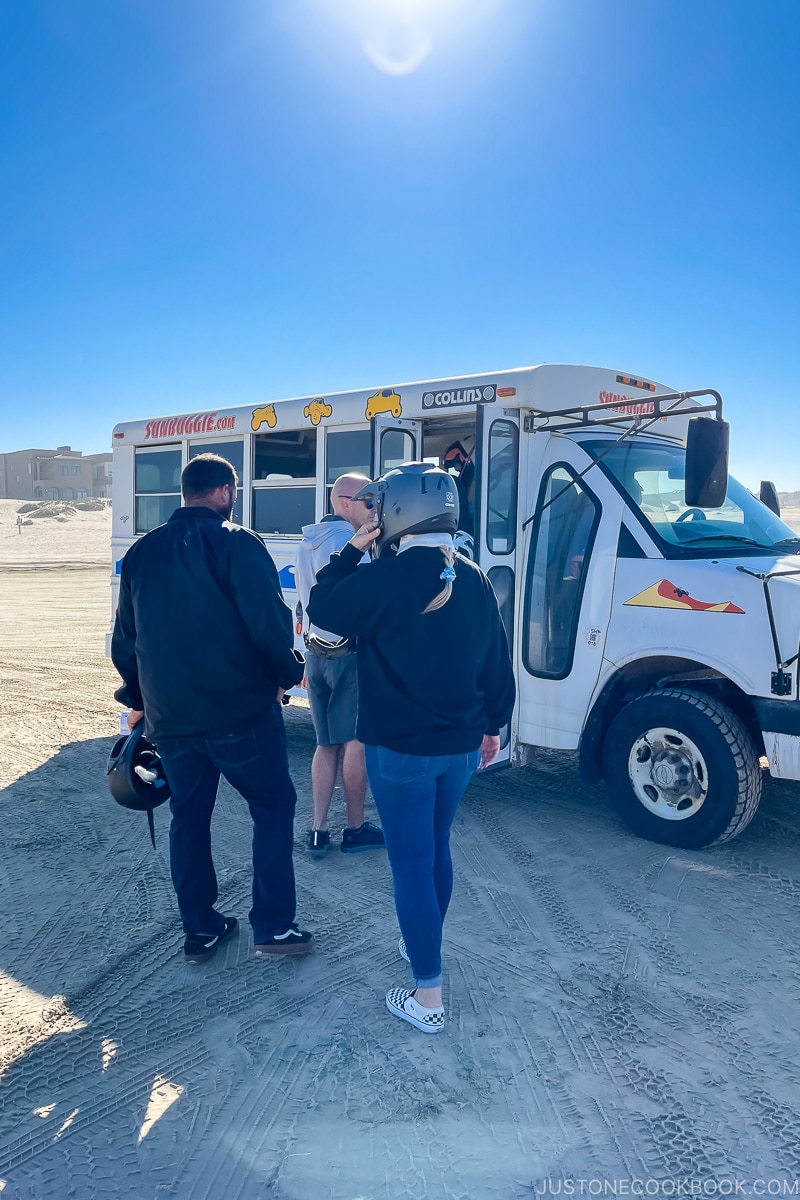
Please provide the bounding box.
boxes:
[479,734,500,769]
[350,517,381,553]
[276,687,286,703]
[128,709,144,729]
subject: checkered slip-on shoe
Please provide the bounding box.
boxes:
[386,987,445,1034]
[398,937,410,963]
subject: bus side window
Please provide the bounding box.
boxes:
[325,428,371,512]
[252,430,316,535]
[134,447,182,534]
[189,440,244,525]
[486,420,518,553]
[523,466,600,679]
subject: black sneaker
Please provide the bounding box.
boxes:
[306,829,331,859]
[183,916,238,964]
[340,821,386,853]
[254,924,314,956]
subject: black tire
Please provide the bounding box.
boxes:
[601,688,762,848]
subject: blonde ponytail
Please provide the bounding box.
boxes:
[422,546,456,614]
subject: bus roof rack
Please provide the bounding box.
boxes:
[522,389,723,433]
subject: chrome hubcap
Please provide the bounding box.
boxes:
[628,726,708,821]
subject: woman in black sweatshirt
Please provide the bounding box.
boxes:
[307,463,515,1034]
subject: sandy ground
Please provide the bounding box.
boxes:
[781,505,800,535]
[2,499,800,1197]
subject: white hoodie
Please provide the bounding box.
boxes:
[295,516,358,642]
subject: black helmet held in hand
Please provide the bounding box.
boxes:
[351,462,459,558]
[107,722,171,846]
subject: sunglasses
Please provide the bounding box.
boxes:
[340,496,375,509]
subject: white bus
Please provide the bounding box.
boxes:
[109,364,800,849]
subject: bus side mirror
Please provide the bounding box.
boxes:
[685,417,729,508]
[759,480,780,516]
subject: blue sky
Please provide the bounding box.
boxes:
[2,0,799,488]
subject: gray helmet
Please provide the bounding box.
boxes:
[107,722,171,847]
[352,462,459,558]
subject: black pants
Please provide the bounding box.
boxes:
[156,705,297,940]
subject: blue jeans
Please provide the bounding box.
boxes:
[155,705,297,942]
[364,745,480,988]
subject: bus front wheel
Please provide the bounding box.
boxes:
[602,688,762,848]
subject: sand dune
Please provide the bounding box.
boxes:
[0,498,112,572]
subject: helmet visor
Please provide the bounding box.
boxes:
[349,482,380,516]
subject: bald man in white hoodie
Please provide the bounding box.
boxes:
[295,474,385,858]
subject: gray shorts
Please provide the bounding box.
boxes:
[305,652,359,746]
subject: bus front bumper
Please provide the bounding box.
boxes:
[754,698,800,781]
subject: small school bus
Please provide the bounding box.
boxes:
[109,364,800,849]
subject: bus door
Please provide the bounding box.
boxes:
[371,414,423,477]
[515,435,624,751]
[474,406,521,767]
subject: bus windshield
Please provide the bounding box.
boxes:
[579,437,799,556]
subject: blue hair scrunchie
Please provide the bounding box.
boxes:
[439,566,456,582]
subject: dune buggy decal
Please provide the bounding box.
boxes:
[365,389,402,420]
[624,579,744,614]
[251,404,277,431]
[304,399,333,426]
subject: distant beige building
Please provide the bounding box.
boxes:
[0,446,112,501]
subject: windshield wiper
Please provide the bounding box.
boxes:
[679,534,774,549]
[773,537,800,549]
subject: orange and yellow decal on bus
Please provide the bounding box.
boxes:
[304,399,333,426]
[251,404,277,431]
[624,580,744,614]
[365,389,402,420]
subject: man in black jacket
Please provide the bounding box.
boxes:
[112,453,312,963]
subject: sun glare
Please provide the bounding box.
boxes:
[364,25,433,76]
[316,0,489,76]
[138,1075,185,1142]
[359,0,457,11]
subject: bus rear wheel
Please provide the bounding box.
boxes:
[602,688,762,848]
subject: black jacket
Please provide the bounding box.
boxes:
[307,542,515,755]
[111,507,304,739]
